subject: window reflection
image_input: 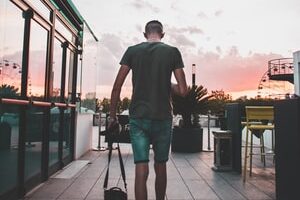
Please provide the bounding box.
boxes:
[0,104,20,195]
[28,21,48,99]
[28,0,50,20]
[65,49,73,102]
[80,28,98,112]
[0,0,23,98]
[0,1,22,195]
[49,106,59,166]
[51,39,63,102]
[25,107,44,181]
[63,108,71,158]
[76,55,82,103]
[55,19,73,42]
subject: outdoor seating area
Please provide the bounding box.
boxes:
[2,1,300,199]
[24,128,276,200]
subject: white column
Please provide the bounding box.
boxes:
[293,51,300,96]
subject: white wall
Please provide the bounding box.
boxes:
[75,113,93,159]
[293,51,300,96]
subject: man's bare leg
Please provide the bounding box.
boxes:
[135,163,149,200]
[154,162,167,200]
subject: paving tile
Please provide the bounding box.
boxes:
[206,178,246,200]
[26,179,73,199]
[26,128,275,200]
[248,179,276,199]
[227,179,273,200]
[166,179,193,199]
[58,177,98,199]
[177,166,203,180]
[85,177,118,200]
[185,179,220,200]
[25,198,55,200]
[78,165,105,179]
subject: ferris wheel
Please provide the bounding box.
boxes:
[257,58,294,99]
[0,59,22,87]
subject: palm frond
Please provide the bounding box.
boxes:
[172,85,212,127]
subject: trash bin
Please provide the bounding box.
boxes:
[212,130,232,171]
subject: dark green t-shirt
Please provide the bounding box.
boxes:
[120,42,184,120]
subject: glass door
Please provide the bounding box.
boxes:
[49,38,63,169]
[49,40,74,170]
[24,19,48,188]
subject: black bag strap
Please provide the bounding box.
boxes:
[103,142,127,191]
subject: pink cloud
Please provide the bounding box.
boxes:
[183,47,284,93]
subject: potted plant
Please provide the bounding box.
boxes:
[171,85,212,152]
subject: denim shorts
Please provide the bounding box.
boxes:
[129,118,172,164]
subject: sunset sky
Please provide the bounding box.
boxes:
[74,0,300,99]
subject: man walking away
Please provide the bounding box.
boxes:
[108,20,188,200]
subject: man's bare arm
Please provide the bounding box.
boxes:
[172,68,188,97]
[109,65,130,119]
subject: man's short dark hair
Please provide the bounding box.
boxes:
[145,20,163,34]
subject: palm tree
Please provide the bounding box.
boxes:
[0,84,19,115]
[0,84,19,98]
[172,85,212,128]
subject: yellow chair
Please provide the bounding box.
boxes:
[243,106,275,182]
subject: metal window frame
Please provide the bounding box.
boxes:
[1,0,86,198]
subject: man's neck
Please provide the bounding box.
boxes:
[146,34,161,42]
[147,38,161,42]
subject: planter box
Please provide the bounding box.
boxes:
[171,127,203,153]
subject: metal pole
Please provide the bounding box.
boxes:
[97,114,101,149]
[192,64,196,86]
[207,110,211,150]
[93,111,107,151]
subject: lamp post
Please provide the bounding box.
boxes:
[207,110,211,150]
[192,63,196,86]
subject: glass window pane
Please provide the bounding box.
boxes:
[49,38,63,166]
[76,55,82,103]
[62,108,71,159]
[0,0,24,98]
[80,28,98,112]
[55,19,73,42]
[65,49,73,102]
[29,0,50,20]
[0,105,20,196]
[0,1,23,196]
[51,39,63,102]
[28,21,48,99]
[25,107,44,181]
[49,106,60,166]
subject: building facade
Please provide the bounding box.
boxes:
[0,0,98,199]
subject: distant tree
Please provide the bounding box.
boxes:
[100,98,110,113]
[120,97,131,112]
[234,96,274,106]
[0,84,19,115]
[211,90,232,101]
[208,90,232,115]
[81,98,96,111]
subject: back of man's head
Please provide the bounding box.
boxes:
[145,20,163,35]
